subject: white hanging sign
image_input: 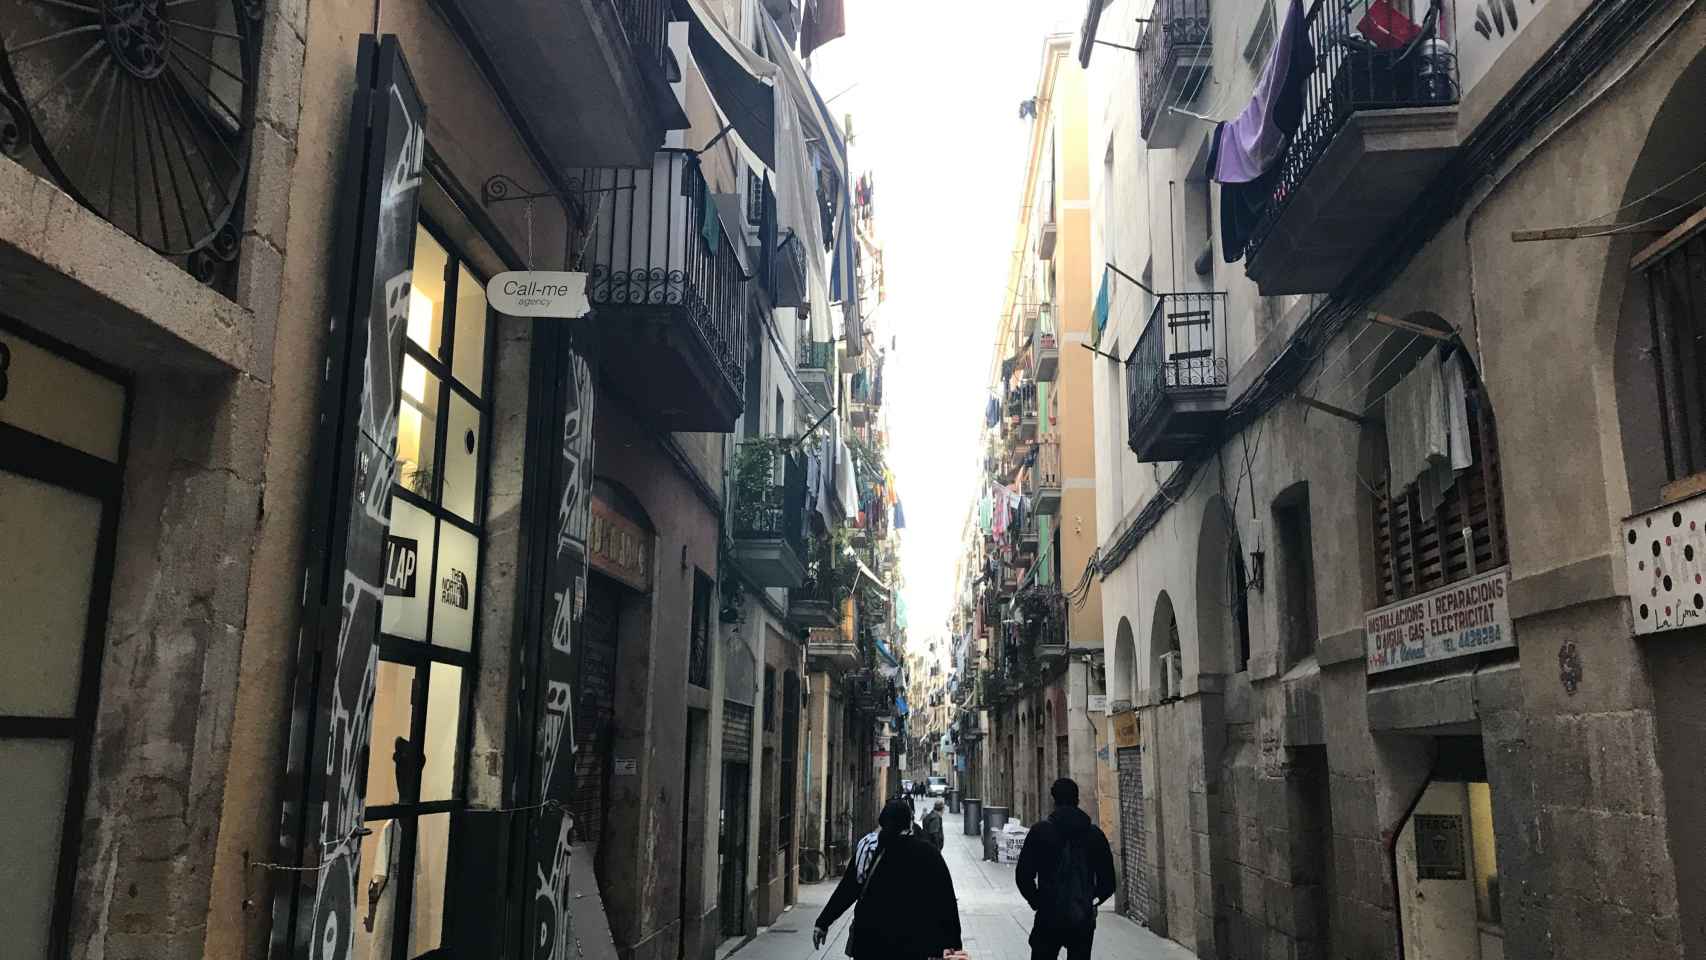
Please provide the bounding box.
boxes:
[488,271,591,318]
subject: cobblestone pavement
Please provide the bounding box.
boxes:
[728,812,1196,960]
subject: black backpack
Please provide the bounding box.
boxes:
[1049,829,1095,930]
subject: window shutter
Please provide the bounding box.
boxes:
[1373,378,1508,605]
[280,34,427,960]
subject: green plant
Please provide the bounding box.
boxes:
[731,439,783,534]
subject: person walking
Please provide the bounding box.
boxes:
[814,798,963,960]
[922,799,946,851]
[1015,778,1117,960]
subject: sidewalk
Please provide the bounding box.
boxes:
[729,820,1195,960]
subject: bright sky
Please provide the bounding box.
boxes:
[811,2,1081,663]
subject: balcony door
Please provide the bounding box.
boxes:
[0,323,127,959]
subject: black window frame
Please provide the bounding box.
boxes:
[361,213,500,960]
[0,317,131,960]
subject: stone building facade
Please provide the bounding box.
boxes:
[0,1,868,959]
[1082,0,1706,958]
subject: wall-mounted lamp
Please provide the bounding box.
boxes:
[1249,550,1266,592]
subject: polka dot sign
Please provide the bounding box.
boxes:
[1623,495,1706,635]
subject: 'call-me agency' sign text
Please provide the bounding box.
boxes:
[488,271,591,318]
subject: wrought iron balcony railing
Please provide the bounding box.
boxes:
[574,150,749,429]
[1126,292,1229,460]
[1027,438,1062,512]
[799,339,835,370]
[612,0,673,76]
[1018,590,1069,658]
[1246,0,1459,259]
[1138,0,1212,140]
[732,442,808,585]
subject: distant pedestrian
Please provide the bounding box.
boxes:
[1015,778,1117,960]
[923,800,946,851]
[814,799,963,960]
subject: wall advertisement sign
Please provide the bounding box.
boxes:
[588,497,651,592]
[1111,709,1140,749]
[1365,566,1514,674]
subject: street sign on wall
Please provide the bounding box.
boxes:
[1365,567,1513,674]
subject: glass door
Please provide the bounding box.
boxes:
[352,220,495,960]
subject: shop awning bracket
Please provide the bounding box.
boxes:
[480,172,636,208]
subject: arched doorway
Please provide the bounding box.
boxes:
[1609,42,1706,959]
[1150,592,1181,703]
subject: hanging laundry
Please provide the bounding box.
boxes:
[1092,268,1110,344]
[986,396,1000,428]
[894,500,906,530]
[1442,351,1474,472]
[1386,354,1451,518]
[1210,0,1317,262]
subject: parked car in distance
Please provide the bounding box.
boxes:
[927,776,948,797]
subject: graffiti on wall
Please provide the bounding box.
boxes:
[531,338,596,960]
[1457,0,1548,94]
[274,34,426,960]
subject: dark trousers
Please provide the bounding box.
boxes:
[1029,924,1093,960]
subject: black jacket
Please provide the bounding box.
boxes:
[816,833,962,958]
[1015,804,1118,931]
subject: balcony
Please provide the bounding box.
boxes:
[1029,438,1063,515]
[798,340,835,405]
[1138,0,1213,148]
[1244,1,1461,294]
[1126,292,1229,462]
[1033,304,1060,381]
[731,442,808,587]
[850,368,881,426]
[807,627,861,671]
[447,0,685,168]
[576,152,749,431]
[1019,590,1070,662]
[1006,386,1039,444]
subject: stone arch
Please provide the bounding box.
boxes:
[1112,616,1138,708]
[1611,45,1706,512]
[1195,495,1250,676]
[1149,591,1181,703]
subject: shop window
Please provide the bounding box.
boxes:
[1371,347,1508,604]
[1642,226,1706,483]
[0,323,128,958]
[360,220,496,960]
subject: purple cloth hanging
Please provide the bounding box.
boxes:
[1210,0,1317,262]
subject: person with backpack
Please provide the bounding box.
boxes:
[1015,778,1118,960]
[813,798,963,959]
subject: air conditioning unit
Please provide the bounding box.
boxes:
[1159,651,1183,702]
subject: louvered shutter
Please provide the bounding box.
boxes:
[1373,378,1508,605]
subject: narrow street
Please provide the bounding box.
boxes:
[726,806,1193,960]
